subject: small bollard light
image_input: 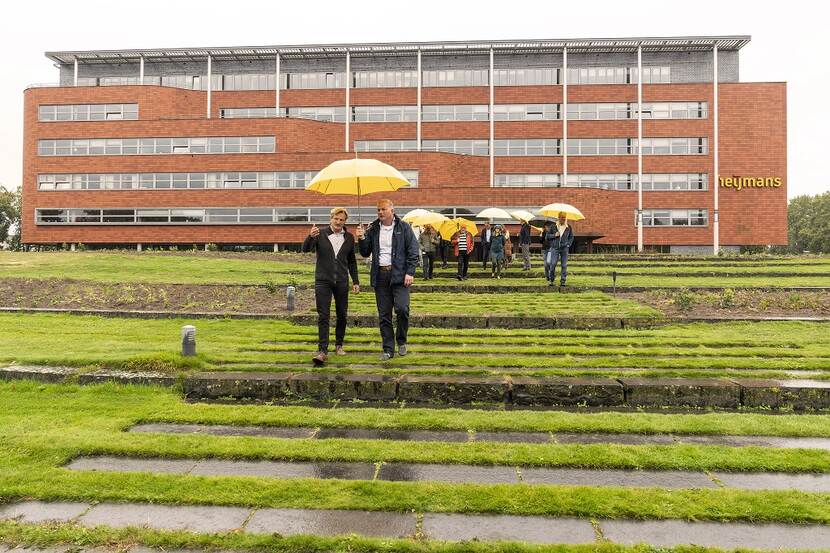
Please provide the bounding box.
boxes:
[286,286,296,311]
[181,325,196,357]
[612,271,617,295]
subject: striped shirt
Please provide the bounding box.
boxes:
[458,232,467,251]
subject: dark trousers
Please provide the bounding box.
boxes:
[457,251,470,278]
[422,251,435,279]
[374,269,410,353]
[315,280,349,352]
[481,244,491,268]
[440,241,450,265]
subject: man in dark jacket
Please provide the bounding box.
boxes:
[479,221,492,269]
[357,199,419,360]
[547,212,575,288]
[519,221,532,270]
[302,207,360,365]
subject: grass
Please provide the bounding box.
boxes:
[4,381,830,527]
[2,313,830,379]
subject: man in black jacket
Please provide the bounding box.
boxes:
[302,207,360,365]
[357,199,419,361]
[479,221,492,269]
[519,221,532,270]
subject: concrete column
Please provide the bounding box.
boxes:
[206,55,212,119]
[273,243,279,253]
[637,45,644,253]
[73,59,78,86]
[70,243,76,252]
[137,243,142,252]
[275,53,281,114]
[562,47,568,186]
[345,51,350,152]
[417,49,422,151]
[713,44,720,255]
[139,56,144,84]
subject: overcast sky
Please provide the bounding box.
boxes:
[1,0,827,198]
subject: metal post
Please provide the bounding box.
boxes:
[206,54,212,119]
[139,56,144,85]
[417,49,422,151]
[637,45,644,253]
[345,51,350,152]
[713,44,720,255]
[489,47,495,187]
[181,325,196,357]
[73,59,78,86]
[137,243,142,252]
[562,47,568,186]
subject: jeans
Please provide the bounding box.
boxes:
[374,269,410,353]
[457,251,470,278]
[546,248,568,284]
[422,251,435,279]
[314,280,349,352]
[542,248,550,279]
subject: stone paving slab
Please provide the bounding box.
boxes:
[66,456,198,475]
[712,471,830,492]
[246,508,416,538]
[128,423,830,450]
[600,518,830,549]
[423,513,596,544]
[0,500,90,523]
[189,459,376,480]
[520,468,718,489]
[378,463,519,483]
[79,502,250,533]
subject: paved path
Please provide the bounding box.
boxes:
[66,455,830,492]
[131,422,830,450]
[2,500,830,550]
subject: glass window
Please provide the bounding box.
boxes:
[137,209,169,223]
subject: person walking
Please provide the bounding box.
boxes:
[419,224,439,280]
[452,226,475,281]
[547,212,575,288]
[489,225,506,279]
[541,221,553,281]
[519,221,532,271]
[301,207,360,365]
[480,221,493,269]
[357,199,419,360]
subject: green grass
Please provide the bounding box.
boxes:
[2,313,830,379]
[4,381,830,527]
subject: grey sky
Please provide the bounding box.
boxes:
[1,0,827,198]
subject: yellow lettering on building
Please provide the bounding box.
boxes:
[719,176,783,190]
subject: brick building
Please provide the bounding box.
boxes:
[22,36,786,253]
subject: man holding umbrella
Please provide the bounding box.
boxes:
[357,199,419,361]
[548,211,575,288]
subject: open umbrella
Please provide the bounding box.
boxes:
[408,211,449,228]
[536,202,585,221]
[401,208,431,223]
[306,158,411,222]
[476,207,513,220]
[509,209,536,223]
[438,217,479,241]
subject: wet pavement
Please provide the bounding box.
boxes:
[3,500,830,550]
[129,422,830,450]
[65,455,830,492]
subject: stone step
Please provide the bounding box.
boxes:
[65,455,830,493]
[2,500,829,549]
[129,422,830,450]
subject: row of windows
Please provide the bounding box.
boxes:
[37,136,275,156]
[73,65,672,91]
[36,206,707,227]
[353,138,707,156]
[567,102,708,120]
[494,173,708,190]
[639,209,709,226]
[38,104,139,121]
[37,170,418,191]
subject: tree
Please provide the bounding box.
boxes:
[0,186,22,250]
[788,192,830,253]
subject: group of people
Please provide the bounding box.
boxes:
[302,199,574,364]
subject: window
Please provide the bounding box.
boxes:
[354,140,418,152]
[493,139,559,156]
[422,69,489,87]
[353,105,418,122]
[353,70,418,88]
[286,72,345,89]
[220,107,284,118]
[494,174,561,187]
[492,68,559,86]
[37,136,276,156]
[422,105,489,121]
[637,209,709,227]
[287,107,347,123]
[421,140,489,155]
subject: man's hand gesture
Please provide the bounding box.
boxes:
[310,224,320,237]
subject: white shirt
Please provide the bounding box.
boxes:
[378,222,394,265]
[327,227,345,257]
[556,223,569,239]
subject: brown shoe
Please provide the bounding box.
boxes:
[335,346,346,356]
[312,351,328,366]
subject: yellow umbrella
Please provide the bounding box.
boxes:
[306,158,411,222]
[438,217,479,241]
[536,202,585,221]
[408,211,449,228]
[401,208,431,223]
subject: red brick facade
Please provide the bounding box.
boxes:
[22,81,787,248]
